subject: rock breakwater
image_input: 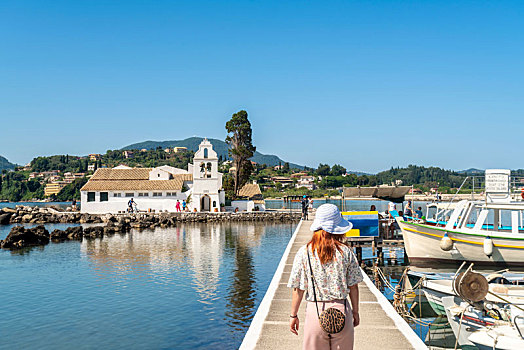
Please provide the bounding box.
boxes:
[0,205,300,250]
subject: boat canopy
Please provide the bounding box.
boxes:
[342,186,411,203]
[427,202,461,210]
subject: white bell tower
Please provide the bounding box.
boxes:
[192,138,218,179]
[190,138,224,212]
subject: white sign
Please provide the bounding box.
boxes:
[485,173,509,193]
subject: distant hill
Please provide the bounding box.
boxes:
[458,168,484,175]
[122,137,305,169]
[0,155,16,171]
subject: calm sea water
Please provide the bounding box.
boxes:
[0,221,297,349]
[265,198,431,212]
[0,201,72,210]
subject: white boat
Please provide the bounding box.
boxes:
[442,296,500,347]
[468,322,524,349]
[398,170,524,267]
[422,279,524,316]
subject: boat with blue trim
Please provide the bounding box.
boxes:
[398,170,524,267]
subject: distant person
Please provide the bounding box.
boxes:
[182,200,187,211]
[72,199,77,211]
[388,202,396,213]
[128,198,137,213]
[308,197,314,212]
[405,201,413,217]
[387,202,397,220]
[301,195,309,220]
[415,207,423,219]
[370,204,377,212]
[176,200,181,212]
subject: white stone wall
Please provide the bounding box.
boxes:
[81,191,188,214]
[190,193,221,212]
[231,200,255,212]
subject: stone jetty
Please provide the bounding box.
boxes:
[0,205,300,250]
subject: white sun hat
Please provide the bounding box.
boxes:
[310,203,353,235]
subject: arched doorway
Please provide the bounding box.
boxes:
[201,195,211,212]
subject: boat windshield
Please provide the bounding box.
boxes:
[459,203,524,234]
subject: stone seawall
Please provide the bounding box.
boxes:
[0,206,300,250]
[0,205,300,225]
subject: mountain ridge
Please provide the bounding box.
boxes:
[0,155,16,172]
[121,137,305,169]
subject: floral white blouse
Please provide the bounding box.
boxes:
[287,244,363,302]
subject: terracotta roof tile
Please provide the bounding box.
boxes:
[90,168,152,180]
[81,169,192,191]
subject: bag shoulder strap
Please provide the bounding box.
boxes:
[306,245,321,319]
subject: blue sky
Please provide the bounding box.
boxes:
[1,0,523,173]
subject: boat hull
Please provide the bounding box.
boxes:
[399,221,524,267]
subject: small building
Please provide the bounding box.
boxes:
[87,164,96,171]
[89,154,101,161]
[44,182,67,197]
[41,170,60,179]
[290,172,308,178]
[64,172,75,184]
[47,175,61,183]
[80,138,225,213]
[80,168,192,214]
[234,183,265,212]
[271,176,294,187]
[123,150,134,159]
[409,188,423,195]
[238,183,263,201]
[173,147,188,153]
[296,175,316,190]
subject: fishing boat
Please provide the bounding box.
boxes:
[468,321,524,349]
[398,169,524,267]
[422,202,459,226]
[422,278,524,316]
[442,296,500,347]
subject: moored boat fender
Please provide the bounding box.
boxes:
[440,232,453,251]
[483,236,493,257]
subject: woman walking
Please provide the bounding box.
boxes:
[287,204,363,349]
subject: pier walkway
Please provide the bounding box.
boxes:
[240,217,426,350]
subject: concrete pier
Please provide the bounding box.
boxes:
[240,217,426,350]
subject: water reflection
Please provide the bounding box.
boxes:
[67,222,290,348]
[225,226,257,330]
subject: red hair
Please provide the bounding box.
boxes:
[308,230,345,264]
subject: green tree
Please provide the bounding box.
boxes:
[316,163,331,176]
[330,164,346,176]
[56,178,88,201]
[225,110,256,196]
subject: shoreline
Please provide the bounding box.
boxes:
[265,194,487,201]
[0,206,300,250]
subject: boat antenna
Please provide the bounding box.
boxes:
[445,176,469,212]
